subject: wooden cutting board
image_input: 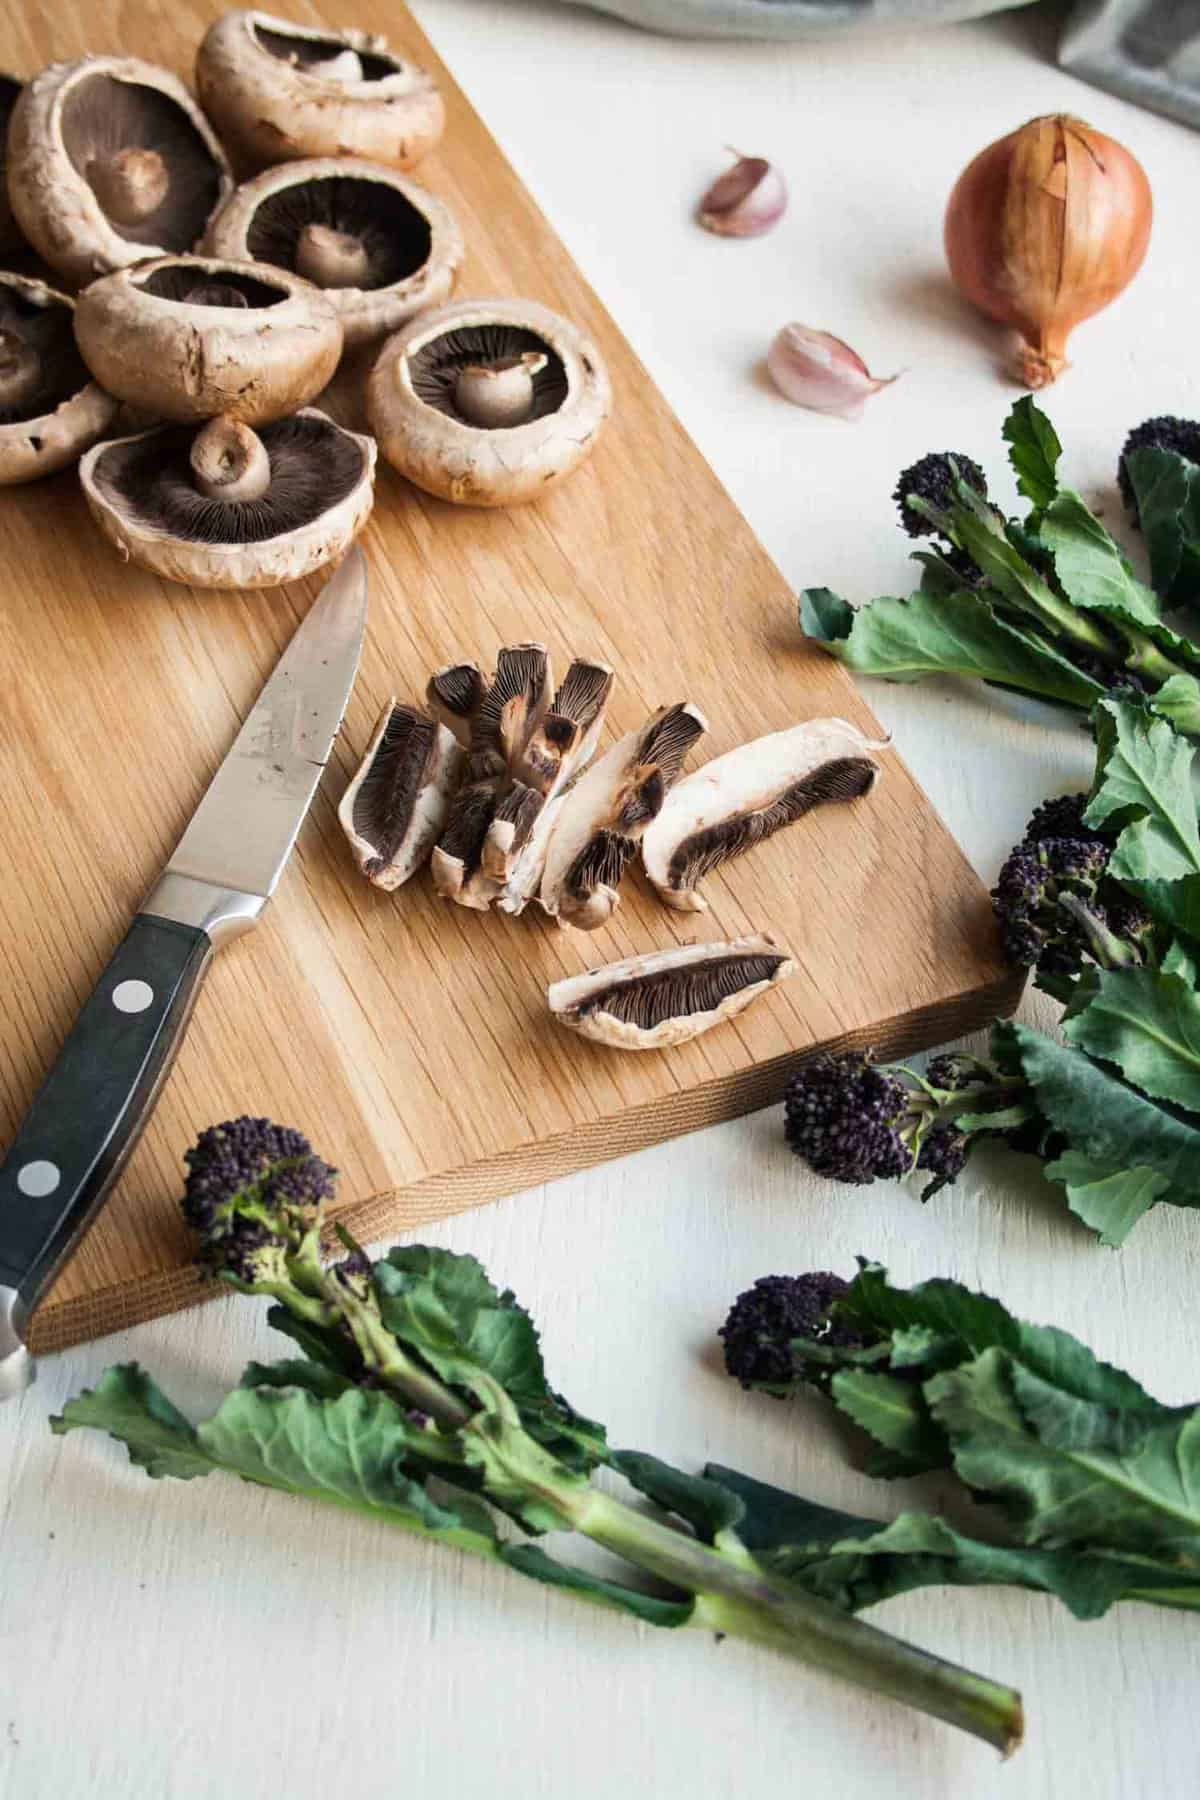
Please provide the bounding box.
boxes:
[0,0,1023,1354]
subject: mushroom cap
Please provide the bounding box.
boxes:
[204,158,463,351]
[548,936,796,1051]
[0,74,25,253]
[78,406,376,589]
[6,56,232,288]
[367,297,612,507]
[73,255,344,424]
[0,273,118,485]
[195,11,444,171]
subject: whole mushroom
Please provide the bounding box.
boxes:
[367,297,612,506]
[6,56,232,287]
[0,273,117,485]
[204,158,463,351]
[196,11,443,171]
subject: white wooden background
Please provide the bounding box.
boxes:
[3,4,1199,1796]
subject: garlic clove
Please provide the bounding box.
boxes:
[766,325,898,420]
[699,150,786,239]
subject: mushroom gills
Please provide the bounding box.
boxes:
[539,701,708,930]
[407,324,567,425]
[548,935,795,1051]
[246,175,434,293]
[339,700,464,890]
[0,285,91,428]
[426,661,485,747]
[642,718,886,912]
[60,72,224,248]
[0,76,23,250]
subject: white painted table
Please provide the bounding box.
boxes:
[3,6,1198,1796]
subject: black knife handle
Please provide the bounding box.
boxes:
[0,914,212,1308]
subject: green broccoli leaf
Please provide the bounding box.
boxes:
[1064,968,1200,1113]
[1124,446,1200,606]
[1087,699,1200,880]
[500,1544,694,1627]
[927,1348,1200,1556]
[1040,490,1162,630]
[374,1246,549,1406]
[1003,396,1063,511]
[828,1370,946,1477]
[51,1364,216,1480]
[265,1303,362,1377]
[1043,1151,1170,1247]
[609,1450,745,1540]
[1149,674,1200,740]
[1163,938,1200,984]
[799,585,1106,710]
[239,1358,355,1399]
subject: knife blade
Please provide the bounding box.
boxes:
[0,549,368,1398]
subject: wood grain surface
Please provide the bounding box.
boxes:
[0,0,1020,1354]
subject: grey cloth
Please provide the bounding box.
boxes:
[557,0,1031,39]
[1059,1,1200,129]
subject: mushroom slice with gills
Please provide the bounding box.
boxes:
[0,274,117,486]
[5,57,231,288]
[430,778,502,911]
[204,159,464,352]
[426,661,485,749]
[548,935,796,1052]
[73,255,343,426]
[195,12,444,172]
[539,702,708,931]
[0,76,25,254]
[641,718,886,914]
[368,297,612,507]
[474,642,553,776]
[78,406,376,590]
[338,700,464,891]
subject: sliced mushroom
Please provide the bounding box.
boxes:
[196,12,443,171]
[0,274,117,485]
[338,699,464,889]
[426,661,485,748]
[641,719,885,914]
[204,159,463,351]
[0,75,25,253]
[6,57,232,287]
[78,406,375,589]
[548,935,795,1051]
[73,255,342,424]
[539,702,707,931]
[367,298,612,507]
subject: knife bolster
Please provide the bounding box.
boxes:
[143,871,267,947]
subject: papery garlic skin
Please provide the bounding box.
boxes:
[699,151,786,239]
[766,325,897,420]
[945,114,1152,388]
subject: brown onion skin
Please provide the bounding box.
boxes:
[944,114,1152,388]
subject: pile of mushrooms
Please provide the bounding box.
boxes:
[73,253,374,587]
[338,640,884,1049]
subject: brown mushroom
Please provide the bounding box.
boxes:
[641,719,886,913]
[195,12,443,171]
[338,699,465,889]
[6,56,232,287]
[78,406,375,589]
[73,254,343,425]
[367,298,612,507]
[548,936,796,1051]
[0,274,117,485]
[539,703,707,930]
[0,75,25,253]
[204,159,463,352]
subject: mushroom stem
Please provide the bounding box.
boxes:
[454,353,548,429]
[0,329,40,412]
[183,281,250,309]
[296,223,372,291]
[85,147,170,224]
[315,47,364,83]
[189,416,271,503]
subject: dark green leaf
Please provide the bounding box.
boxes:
[1041,490,1161,629]
[1087,700,1200,881]
[1148,674,1200,740]
[500,1543,693,1627]
[702,1462,883,1556]
[1003,396,1062,510]
[51,1364,215,1480]
[799,584,1106,710]
[239,1359,355,1399]
[609,1450,744,1540]
[999,1018,1200,1207]
[1124,447,1200,605]
[1163,938,1200,984]
[829,1370,946,1477]
[374,1247,549,1407]
[799,586,855,641]
[1044,1151,1170,1247]
[265,1304,362,1377]
[1064,968,1200,1112]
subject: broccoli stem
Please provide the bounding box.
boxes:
[566,1486,1023,1755]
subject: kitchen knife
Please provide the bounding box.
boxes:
[0,548,368,1399]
